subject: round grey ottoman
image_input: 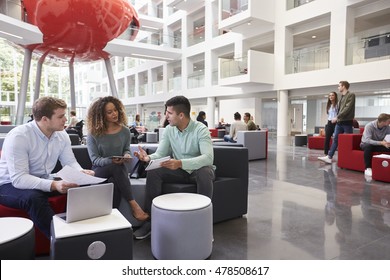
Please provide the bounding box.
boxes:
[0,217,35,259]
[151,193,212,260]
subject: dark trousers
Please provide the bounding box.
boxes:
[324,121,336,155]
[360,143,390,169]
[93,163,133,208]
[0,183,60,238]
[144,166,215,214]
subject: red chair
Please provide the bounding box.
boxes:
[0,195,67,256]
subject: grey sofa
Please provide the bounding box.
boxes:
[54,144,249,224]
[236,130,268,160]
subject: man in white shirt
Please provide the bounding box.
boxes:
[0,97,94,238]
[360,113,390,177]
[223,112,247,143]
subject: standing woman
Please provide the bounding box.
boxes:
[86,96,149,221]
[324,92,338,155]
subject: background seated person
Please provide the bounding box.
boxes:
[132,95,215,240]
[223,112,247,143]
[67,110,78,128]
[244,112,257,131]
[360,113,390,178]
[196,111,208,127]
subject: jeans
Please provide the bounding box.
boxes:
[0,183,58,238]
[327,123,353,158]
[224,135,236,143]
[144,166,215,214]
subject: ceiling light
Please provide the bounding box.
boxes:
[311,35,317,39]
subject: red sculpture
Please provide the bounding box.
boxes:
[22,0,139,62]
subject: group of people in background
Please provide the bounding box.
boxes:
[318,80,390,180]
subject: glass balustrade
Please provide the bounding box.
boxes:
[168,76,181,92]
[285,46,329,74]
[152,80,163,95]
[286,0,315,10]
[187,72,204,89]
[221,0,248,20]
[220,57,248,78]
[346,34,390,65]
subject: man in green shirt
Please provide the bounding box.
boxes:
[244,112,257,130]
[133,95,215,239]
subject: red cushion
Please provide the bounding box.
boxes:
[308,136,332,150]
[0,194,67,256]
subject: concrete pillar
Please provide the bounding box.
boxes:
[277,90,289,137]
[206,97,215,128]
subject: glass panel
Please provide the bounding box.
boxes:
[220,57,248,78]
[286,45,329,74]
[346,33,390,65]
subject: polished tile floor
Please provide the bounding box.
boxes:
[133,136,390,260]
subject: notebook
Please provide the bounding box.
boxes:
[56,183,113,223]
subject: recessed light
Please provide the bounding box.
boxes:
[312,35,317,39]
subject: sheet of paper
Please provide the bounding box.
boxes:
[145,156,171,171]
[385,134,390,142]
[57,165,106,185]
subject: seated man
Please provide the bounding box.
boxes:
[360,113,390,177]
[244,112,257,131]
[133,95,215,239]
[0,97,94,238]
[223,112,247,143]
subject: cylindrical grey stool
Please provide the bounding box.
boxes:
[0,217,35,260]
[151,193,212,260]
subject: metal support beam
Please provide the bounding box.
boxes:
[15,48,32,125]
[69,60,76,110]
[104,58,118,98]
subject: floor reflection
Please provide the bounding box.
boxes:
[132,137,390,260]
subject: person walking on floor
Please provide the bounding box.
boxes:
[318,81,355,164]
[323,92,338,155]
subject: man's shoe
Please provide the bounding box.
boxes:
[133,221,151,240]
[364,175,372,183]
[364,168,372,177]
[318,156,332,164]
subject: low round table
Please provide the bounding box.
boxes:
[0,217,35,259]
[151,193,213,260]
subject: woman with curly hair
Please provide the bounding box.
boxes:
[86,96,149,221]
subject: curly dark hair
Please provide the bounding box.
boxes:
[86,96,128,136]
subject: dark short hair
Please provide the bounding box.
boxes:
[339,81,350,90]
[234,112,241,120]
[244,112,251,118]
[33,96,67,121]
[165,96,191,118]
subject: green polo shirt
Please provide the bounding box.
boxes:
[149,119,214,173]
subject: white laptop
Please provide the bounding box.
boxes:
[56,183,113,223]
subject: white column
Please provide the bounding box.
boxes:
[277,90,289,137]
[206,97,215,128]
[16,49,32,125]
